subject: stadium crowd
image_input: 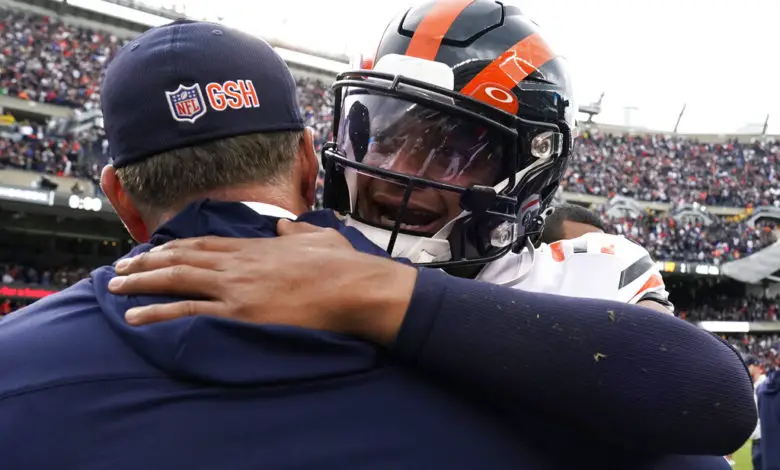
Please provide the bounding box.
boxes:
[732,333,780,358]
[683,295,778,322]
[604,211,777,265]
[567,131,780,208]
[0,7,121,109]
[0,262,89,289]
[728,334,780,376]
[0,298,31,316]
[0,7,778,208]
[0,119,104,180]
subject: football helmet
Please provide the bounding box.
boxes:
[321,0,575,269]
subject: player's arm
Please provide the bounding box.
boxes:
[392,267,754,455]
[109,227,755,455]
[638,299,674,313]
[611,237,676,314]
[610,236,676,313]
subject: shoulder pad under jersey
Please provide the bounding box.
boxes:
[531,232,674,313]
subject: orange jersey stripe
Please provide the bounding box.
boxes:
[633,273,664,300]
[460,32,555,112]
[405,0,475,60]
[549,241,565,262]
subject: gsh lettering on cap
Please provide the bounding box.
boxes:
[165,79,260,123]
[206,80,259,111]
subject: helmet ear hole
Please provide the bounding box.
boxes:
[321,153,351,214]
[347,102,371,161]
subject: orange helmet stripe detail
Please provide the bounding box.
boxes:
[460,32,556,101]
[405,0,475,60]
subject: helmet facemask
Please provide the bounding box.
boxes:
[322,67,569,269]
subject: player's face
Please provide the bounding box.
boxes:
[338,95,503,235]
[354,124,500,234]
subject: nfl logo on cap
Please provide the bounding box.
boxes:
[165,84,207,123]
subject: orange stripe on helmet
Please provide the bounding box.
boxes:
[460,32,555,114]
[405,0,475,60]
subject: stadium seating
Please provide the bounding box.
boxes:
[0,262,88,288]
[603,212,777,265]
[567,130,780,208]
[0,122,104,180]
[0,8,121,109]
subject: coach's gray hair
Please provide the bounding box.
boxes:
[116,130,303,216]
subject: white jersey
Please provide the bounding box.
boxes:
[343,215,673,312]
[476,232,674,313]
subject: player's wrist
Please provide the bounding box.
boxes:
[336,255,418,346]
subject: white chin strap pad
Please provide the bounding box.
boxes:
[344,216,453,264]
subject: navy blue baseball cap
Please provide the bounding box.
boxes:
[101,19,305,168]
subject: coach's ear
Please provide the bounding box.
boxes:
[297,127,319,209]
[101,165,151,243]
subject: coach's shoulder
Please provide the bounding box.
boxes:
[0,278,138,397]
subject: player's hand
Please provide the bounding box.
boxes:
[108,220,416,345]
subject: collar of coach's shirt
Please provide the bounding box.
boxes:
[242,201,297,220]
[242,202,397,261]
